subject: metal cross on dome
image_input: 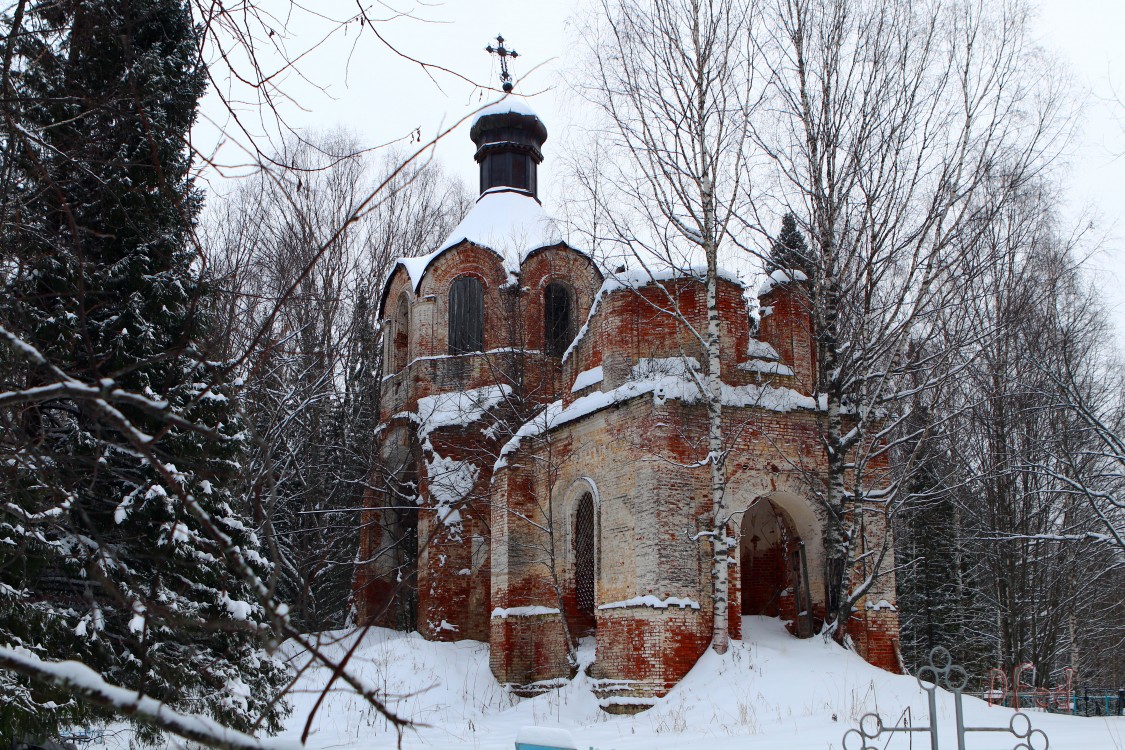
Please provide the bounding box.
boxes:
[485,34,519,92]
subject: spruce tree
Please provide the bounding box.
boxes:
[767,212,812,278]
[0,0,288,741]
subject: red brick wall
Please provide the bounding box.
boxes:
[489,614,572,690]
[362,240,903,704]
[592,607,711,706]
[758,281,816,392]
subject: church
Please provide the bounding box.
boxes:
[353,94,900,711]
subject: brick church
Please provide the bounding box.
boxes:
[354,96,900,710]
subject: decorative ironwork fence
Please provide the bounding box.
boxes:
[843,646,1049,750]
[1072,689,1125,717]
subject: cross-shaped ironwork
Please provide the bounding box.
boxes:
[843,647,1050,750]
[485,34,519,92]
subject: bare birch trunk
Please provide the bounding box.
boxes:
[703,174,729,653]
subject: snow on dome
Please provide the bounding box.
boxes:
[395,251,440,291]
[388,190,567,293]
[470,95,540,128]
[439,188,563,267]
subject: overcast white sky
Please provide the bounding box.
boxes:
[197,0,1125,341]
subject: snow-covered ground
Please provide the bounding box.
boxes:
[276,617,1125,750]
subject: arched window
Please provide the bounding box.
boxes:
[392,293,410,371]
[574,492,596,619]
[544,282,574,357]
[448,276,484,354]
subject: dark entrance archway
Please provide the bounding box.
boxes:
[740,499,814,638]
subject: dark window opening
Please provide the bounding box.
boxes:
[392,294,410,371]
[574,493,596,619]
[449,276,484,354]
[544,282,574,357]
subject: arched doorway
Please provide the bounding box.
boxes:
[740,499,814,638]
[572,492,597,635]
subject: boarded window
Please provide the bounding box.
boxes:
[574,493,596,618]
[511,153,528,190]
[448,276,484,354]
[482,152,534,193]
[544,282,574,357]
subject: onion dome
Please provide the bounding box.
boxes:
[470,97,548,200]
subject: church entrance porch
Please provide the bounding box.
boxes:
[739,499,815,638]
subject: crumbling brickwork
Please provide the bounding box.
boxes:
[354,101,902,711]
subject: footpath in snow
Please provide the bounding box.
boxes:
[276,616,1125,750]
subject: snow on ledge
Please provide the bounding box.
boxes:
[598,595,701,611]
[602,264,747,295]
[865,599,897,611]
[632,356,699,379]
[495,368,821,471]
[416,384,511,441]
[738,359,795,377]
[746,338,780,360]
[570,366,604,393]
[562,266,745,364]
[490,606,561,619]
[598,696,660,707]
[759,268,809,296]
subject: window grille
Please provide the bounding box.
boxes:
[574,493,596,617]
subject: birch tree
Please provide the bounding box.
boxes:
[748,0,1071,639]
[895,181,1125,682]
[574,0,757,654]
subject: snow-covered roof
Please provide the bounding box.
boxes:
[496,357,821,471]
[759,268,809,296]
[392,188,566,293]
[470,95,540,128]
[560,264,748,362]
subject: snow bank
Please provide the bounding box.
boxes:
[515,725,577,749]
[267,616,1120,750]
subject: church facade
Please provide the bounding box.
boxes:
[354,98,900,710]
